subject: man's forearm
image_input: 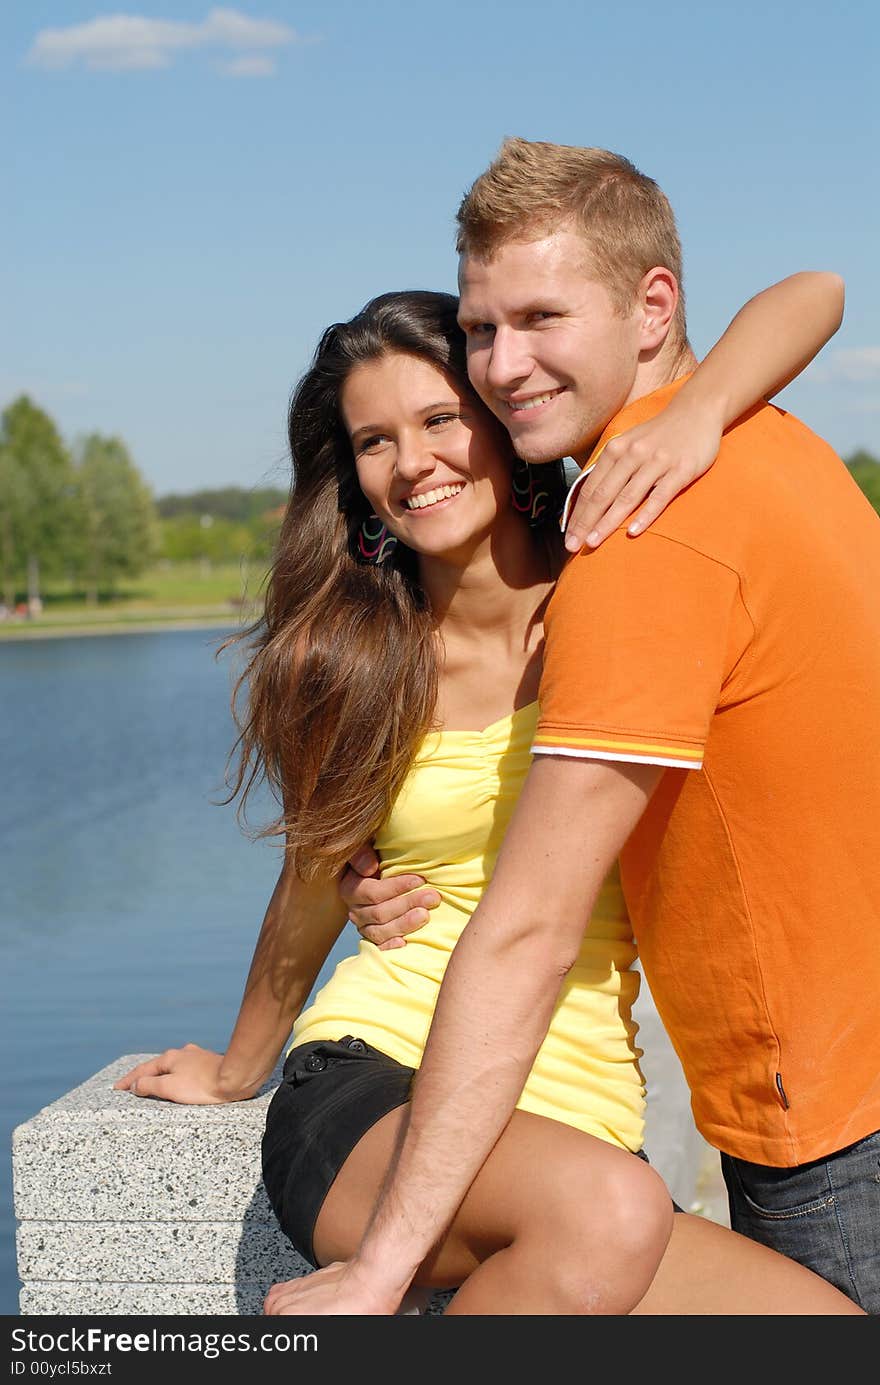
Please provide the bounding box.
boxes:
[349,755,659,1299]
[356,897,576,1292]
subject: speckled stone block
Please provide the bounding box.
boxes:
[19,1282,453,1317]
[12,1056,314,1316]
[13,1056,279,1223]
[19,1282,269,1316]
[13,1057,454,1318]
[16,1220,307,1284]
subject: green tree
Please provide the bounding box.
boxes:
[158,510,280,565]
[845,449,880,515]
[0,396,76,608]
[0,441,26,609]
[72,435,159,603]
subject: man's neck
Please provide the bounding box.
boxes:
[624,336,698,410]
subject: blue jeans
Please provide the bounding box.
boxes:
[721,1129,880,1314]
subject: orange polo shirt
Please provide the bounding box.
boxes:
[535,379,880,1165]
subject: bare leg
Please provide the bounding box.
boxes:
[312,1108,863,1315]
[312,1106,673,1315]
[631,1212,864,1315]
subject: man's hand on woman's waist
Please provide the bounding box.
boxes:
[339,846,440,950]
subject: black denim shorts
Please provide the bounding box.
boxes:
[261,1036,415,1267]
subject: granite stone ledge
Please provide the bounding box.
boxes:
[20,1281,281,1316]
[19,1282,454,1317]
[13,1056,280,1223]
[13,1055,455,1316]
[17,1220,308,1285]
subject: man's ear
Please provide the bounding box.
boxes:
[636,266,679,351]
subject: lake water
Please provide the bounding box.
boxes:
[0,627,359,1315]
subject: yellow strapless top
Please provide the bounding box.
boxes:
[292,702,645,1150]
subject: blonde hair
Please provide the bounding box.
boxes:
[456,136,687,340]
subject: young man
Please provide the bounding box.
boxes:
[266,138,880,1315]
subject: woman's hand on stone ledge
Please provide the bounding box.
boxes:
[113,1043,249,1104]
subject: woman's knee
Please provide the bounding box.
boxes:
[599,1155,673,1262]
[532,1152,673,1312]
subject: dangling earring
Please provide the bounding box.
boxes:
[510,458,552,528]
[357,514,397,565]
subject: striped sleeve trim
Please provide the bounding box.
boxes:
[559,461,596,533]
[531,731,703,771]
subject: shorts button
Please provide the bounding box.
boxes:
[304,1054,327,1072]
[347,1039,367,1053]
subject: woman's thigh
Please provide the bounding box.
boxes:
[313,1103,666,1290]
[314,1109,863,1313]
[631,1211,864,1315]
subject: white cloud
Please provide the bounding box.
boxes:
[26,8,297,73]
[809,347,880,388]
[218,55,276,78]
[201,10,293,48]
[826,348,880,384]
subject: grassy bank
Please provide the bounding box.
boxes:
[0,560,267,640]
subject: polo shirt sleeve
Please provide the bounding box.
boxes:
[534,530,750,770]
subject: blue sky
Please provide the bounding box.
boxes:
[4,1,879,498]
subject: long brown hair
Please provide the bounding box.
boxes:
[223,290,565,881]
[223,292,460,879]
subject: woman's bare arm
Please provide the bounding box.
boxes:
[565,270,845,550]
[678,269,845,411]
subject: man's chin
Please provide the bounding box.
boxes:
[511,438,572,466]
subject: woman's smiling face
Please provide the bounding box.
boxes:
[342,351,515,563]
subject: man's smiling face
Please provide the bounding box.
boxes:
[457,227,643,466]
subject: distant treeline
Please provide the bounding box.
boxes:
[156,484,285,568]
[845,450,880,513]
[157,486,287,523]
[1,393,878,609]
[155,484,287,569]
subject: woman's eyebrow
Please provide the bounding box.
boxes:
[349,400,460,443]
[349,421,384,445]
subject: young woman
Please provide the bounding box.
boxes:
[116,277,862,1315]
